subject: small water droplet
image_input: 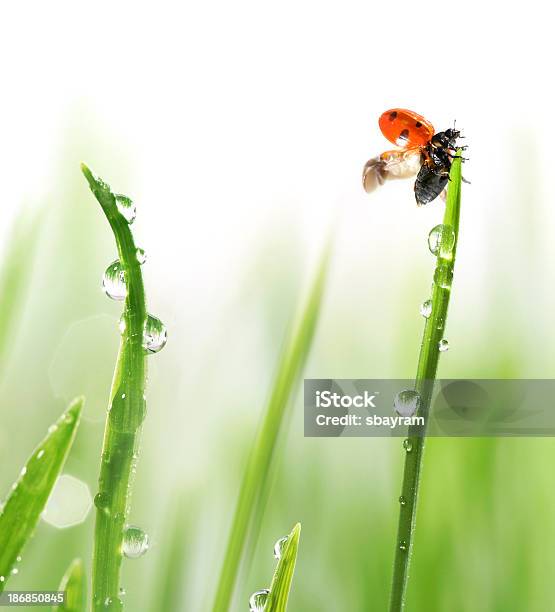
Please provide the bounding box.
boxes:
[121,393,126,399]
[399,496,406,506]
[94,492,110,515]
[428,224,455,258]
[249,589,270,612]
[20,467,27,477]
[16,556,21,563]
[103,260,127,301]
[119,587,126,597]
[122,525,149,558]
[11,568,18,575]
[403,439,413,453]
[393,390,421,417]
[142,314,167,354]
[420,299,432,318]
[115,194,136,224]
[273,536,288,560]
[48,424,57,434]
[399,540,407,551]
[438,339,449,352]
[433,264,453,289]
[136,248,147,264]
[104,596,123,610]
[0,576,4,582]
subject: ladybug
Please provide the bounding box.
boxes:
[363,108,465,205]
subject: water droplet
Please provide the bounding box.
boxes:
[399,540,407,551]
[122,525,149,558]
[438,339,449,352]
[11,568,18,575]
[142,315,167,354]
[273,536,288,560]
[249,589,270,612]
[94,492,110,515]
[403,439,413,453]
[420,299,432,318]
[48,424,58,434]
[119,587,126,597]
[393,390,421,417]
[115,194,136,224]
[0,576,4,582]
[136,248,147,264]
[16,556,21,563]
[20,467,27,477]
[428,224,456,258]
[399,496,406,506]
[433,264,453,289]
[103,260,127,301]
[104,596,123,610]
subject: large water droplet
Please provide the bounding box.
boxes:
[273,536,288,560]
[122,525,149,558]
[249,589,270,612]
[420,299,432,318]
[142,315,167,354]
[433,264,453,289]
[428,224,455,258]
[103,260,126,301]
[115,194,136,224]
[394,390,421,417]
[403,439,413,453]
[438,339,449,352]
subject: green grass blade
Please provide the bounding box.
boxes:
[53,558,86,612]
[265,523,301,612]
[0,397,84,591]
[389,154,463,611]
[0,209,41,372]
[212,246,330,612]
[81,164,149,611]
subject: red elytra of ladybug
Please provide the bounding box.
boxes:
[378,109,435,148]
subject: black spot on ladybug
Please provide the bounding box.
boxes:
[389,111,398,121]
[399,129,409,141]
[415,121,422,128]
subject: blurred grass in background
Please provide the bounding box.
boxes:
[1,118,555,612]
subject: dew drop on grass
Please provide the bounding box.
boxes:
[393,390,421,417]
[273,536,288,560]
[403,439,413,453]
[142,314,167,354]
[420,299,432,318]
[399,540,408,551]
[399,496,406,506]
[94,492,110,515]
[103,596,123,611]
[438,339,449,352]
[122,525,149,558]
[249,589,270,612]
[0,576,4,582]
[115,194,136,224]
[433,264,453,289]
[136,248,147,264]
[428,224,455,258]
[11,568,18,575]
[103,260,127,301]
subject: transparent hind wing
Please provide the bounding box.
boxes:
[362,148,422,194]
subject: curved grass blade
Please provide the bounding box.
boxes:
[212,247,330,612]
[53,558,86,612]
[81,164,149,611]
[389,153,463,611]
[0,208,41,373]
[265,523,301,612]
[0,397,84,591]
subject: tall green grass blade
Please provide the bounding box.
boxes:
[0,209,41,372]
[81,164,149,611]
[53,558,86,612]
[212,246,330,612]
[389,154,463,611]
[265,523,301,612]
[0,397,84,591]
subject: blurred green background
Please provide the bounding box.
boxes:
[2,1,555,610]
